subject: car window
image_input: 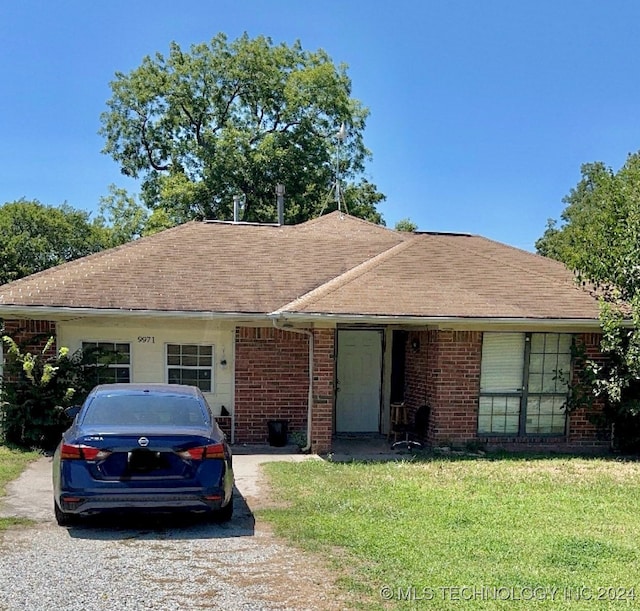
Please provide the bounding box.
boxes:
[81,394,209,427]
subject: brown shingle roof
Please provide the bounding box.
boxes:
[278,232,599,319]
[0,211,599,320]
[0,212,406,314]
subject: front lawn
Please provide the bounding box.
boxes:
[260,455,640,610]
[0,445,39,529]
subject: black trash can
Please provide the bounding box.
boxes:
[267,420,288,447]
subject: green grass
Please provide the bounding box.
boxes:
[0,445,40,530]
[260,455,640,610]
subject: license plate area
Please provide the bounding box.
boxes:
[127,449,170,474]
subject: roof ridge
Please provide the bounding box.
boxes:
[273,235,419,314]
[294,211,395,232]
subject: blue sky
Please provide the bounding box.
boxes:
[2,1,640,251]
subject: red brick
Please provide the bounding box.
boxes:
[234,326,334,451]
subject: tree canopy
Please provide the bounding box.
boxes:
[96,184,173,245]
[0,199,111,285]
[535,155,640,299]
[97,185,149,246]
[100,33,385,226]
[395,218,418,232]
[537,152,640,449]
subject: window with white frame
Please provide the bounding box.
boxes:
[478,332,572,436]
[82,342,131,383]
[166,344,214,393]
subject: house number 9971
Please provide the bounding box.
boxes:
[137,336,155,343]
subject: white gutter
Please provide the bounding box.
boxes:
[269,311,603,328]
[0,305,268,322]
[0,304,602,330]
[272,318,314,453]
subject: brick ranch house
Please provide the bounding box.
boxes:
[0,212,607,453]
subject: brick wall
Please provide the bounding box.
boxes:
[429,330,482,445]
[403,330,482,445]
[2,319,57,355]
[234,327,335,451]
[235,327,309,444]
[403,330,430,427]
[566,332,609,449]
[309,328,335,454]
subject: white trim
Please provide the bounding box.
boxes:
[269,312,602,329]
[0,304,603,330]
[230,330,236,444]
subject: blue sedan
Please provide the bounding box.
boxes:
[52,383,234,526]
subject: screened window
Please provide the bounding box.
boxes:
[478,333,572,436]
[166,344,213,393]
[82,342,131,384]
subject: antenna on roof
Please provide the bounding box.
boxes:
[334,123,348,216]
[319,122,349,218]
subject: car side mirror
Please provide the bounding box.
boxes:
[64,405,81,419]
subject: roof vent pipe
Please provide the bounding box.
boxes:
[233,195,242,222]
[276,183,285,225]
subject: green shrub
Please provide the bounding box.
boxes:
[0,335,103,450]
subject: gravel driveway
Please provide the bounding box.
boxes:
[0,450,357,611]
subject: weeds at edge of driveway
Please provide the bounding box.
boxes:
[259,455,640,610]
[0,445,40,530]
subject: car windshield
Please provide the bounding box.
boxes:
[81,394,208,427]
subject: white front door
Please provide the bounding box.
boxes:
[335,330,383,433]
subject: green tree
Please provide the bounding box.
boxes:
[0,336,72,449]
[539,153,640,449]
[97,184,150,245]
[534,159,640,284]
[535,155,640,297]
[535,218,569,261]
[0,199,111,285]
[100,33,385,225]
[395,218,418,232]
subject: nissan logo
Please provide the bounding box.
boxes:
[137,437,149,447]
